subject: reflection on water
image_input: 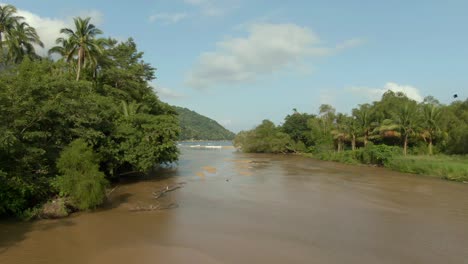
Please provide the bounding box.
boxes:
[1,145,468,264]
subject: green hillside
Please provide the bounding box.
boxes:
[174,106,235,140]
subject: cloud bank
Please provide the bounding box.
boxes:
[186,23,362,89]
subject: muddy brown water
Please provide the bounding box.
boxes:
[1,147,468,264]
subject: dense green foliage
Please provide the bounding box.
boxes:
[235,91,468,181]
[175,106,235,140]
[54,139,108,210]
[0,7,179,217]
[233,120,293,153]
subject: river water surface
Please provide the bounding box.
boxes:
[1,145,468,264]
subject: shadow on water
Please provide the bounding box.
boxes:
[0,166,181,254]
[0,218,75,255]
[0,219,30,255]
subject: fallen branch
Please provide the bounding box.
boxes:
[106,186,118,198]
[152,182,186,199]
[129,203,179,212]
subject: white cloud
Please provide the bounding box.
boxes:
[153,86,185,99]
[149,12,188,24]
[13,7,104,56]
[348,82,424,102]
[184,0,228,16]
[186,23,361,89]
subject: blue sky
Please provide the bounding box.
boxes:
[7,0,468,132]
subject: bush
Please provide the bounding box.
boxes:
[54,139,108,210]
[355,144,401,166]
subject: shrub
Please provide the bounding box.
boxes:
[54,139,108,210]
[356,144,401,166]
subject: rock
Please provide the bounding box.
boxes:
[40,198,69,219]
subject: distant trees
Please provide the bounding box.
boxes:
[235,92,467,157]
[234,120,293,153]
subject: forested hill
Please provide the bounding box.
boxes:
[174,106,235,140]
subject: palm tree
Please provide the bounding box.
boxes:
[394,102,420,155]
[332,113,347,152]
[345,116,359,151]
[0,4,22,46]
[7,21,43,63]
[121,100,142,118]
[421,104,442,155]
[58,17,103,81]
[0,4,23,63]
[352,104,373,147]
[48,37,75,61]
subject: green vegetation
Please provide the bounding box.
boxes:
[235,91,468,182]
[175,106,235,140]
[0,4,179,218]
[54,139,108,210]
[233,120,293,153]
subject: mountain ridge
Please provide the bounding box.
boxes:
[174,106,235,140]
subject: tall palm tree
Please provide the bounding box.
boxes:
[58,17,103,81]
[352,104,373,147]
[345,116,359,151]
[394,102,420,155]
[0,4,23,63]
[332,113,347,152]
[421,104,442,155]
[0,4,22,46]
[7,21,43,63]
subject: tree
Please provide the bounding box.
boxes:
[6,21,43,63]
[421,103,442,155]
[332,113,348,152]
[0,4,22,55]
[352,104,373,147]
[394,102,420,155]
[345,115,359,151]
[58,17,103,81]
[281,110,315,146]
[55,139,108,210]
[234,120,293,153]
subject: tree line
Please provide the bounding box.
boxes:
[0,5,179,217]
[234,92,467,180]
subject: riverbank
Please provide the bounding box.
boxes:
[302,151,468,182]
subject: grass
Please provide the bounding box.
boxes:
[386,155,468,182]
[304,149,468,182]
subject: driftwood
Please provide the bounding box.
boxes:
[152,182,186,199]
[129,203,179,212]
[106,186,118,198]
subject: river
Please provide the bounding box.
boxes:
[1,144,468,264]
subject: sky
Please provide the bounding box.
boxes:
[5,0,468,132]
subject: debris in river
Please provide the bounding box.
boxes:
[152,182,186,199]
[129,202,179,212]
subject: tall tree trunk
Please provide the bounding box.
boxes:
[76,47,83,81]
[428,137,433,155]
[403,134,408,156]
[352,135,356,151]
[364,132,368,147]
